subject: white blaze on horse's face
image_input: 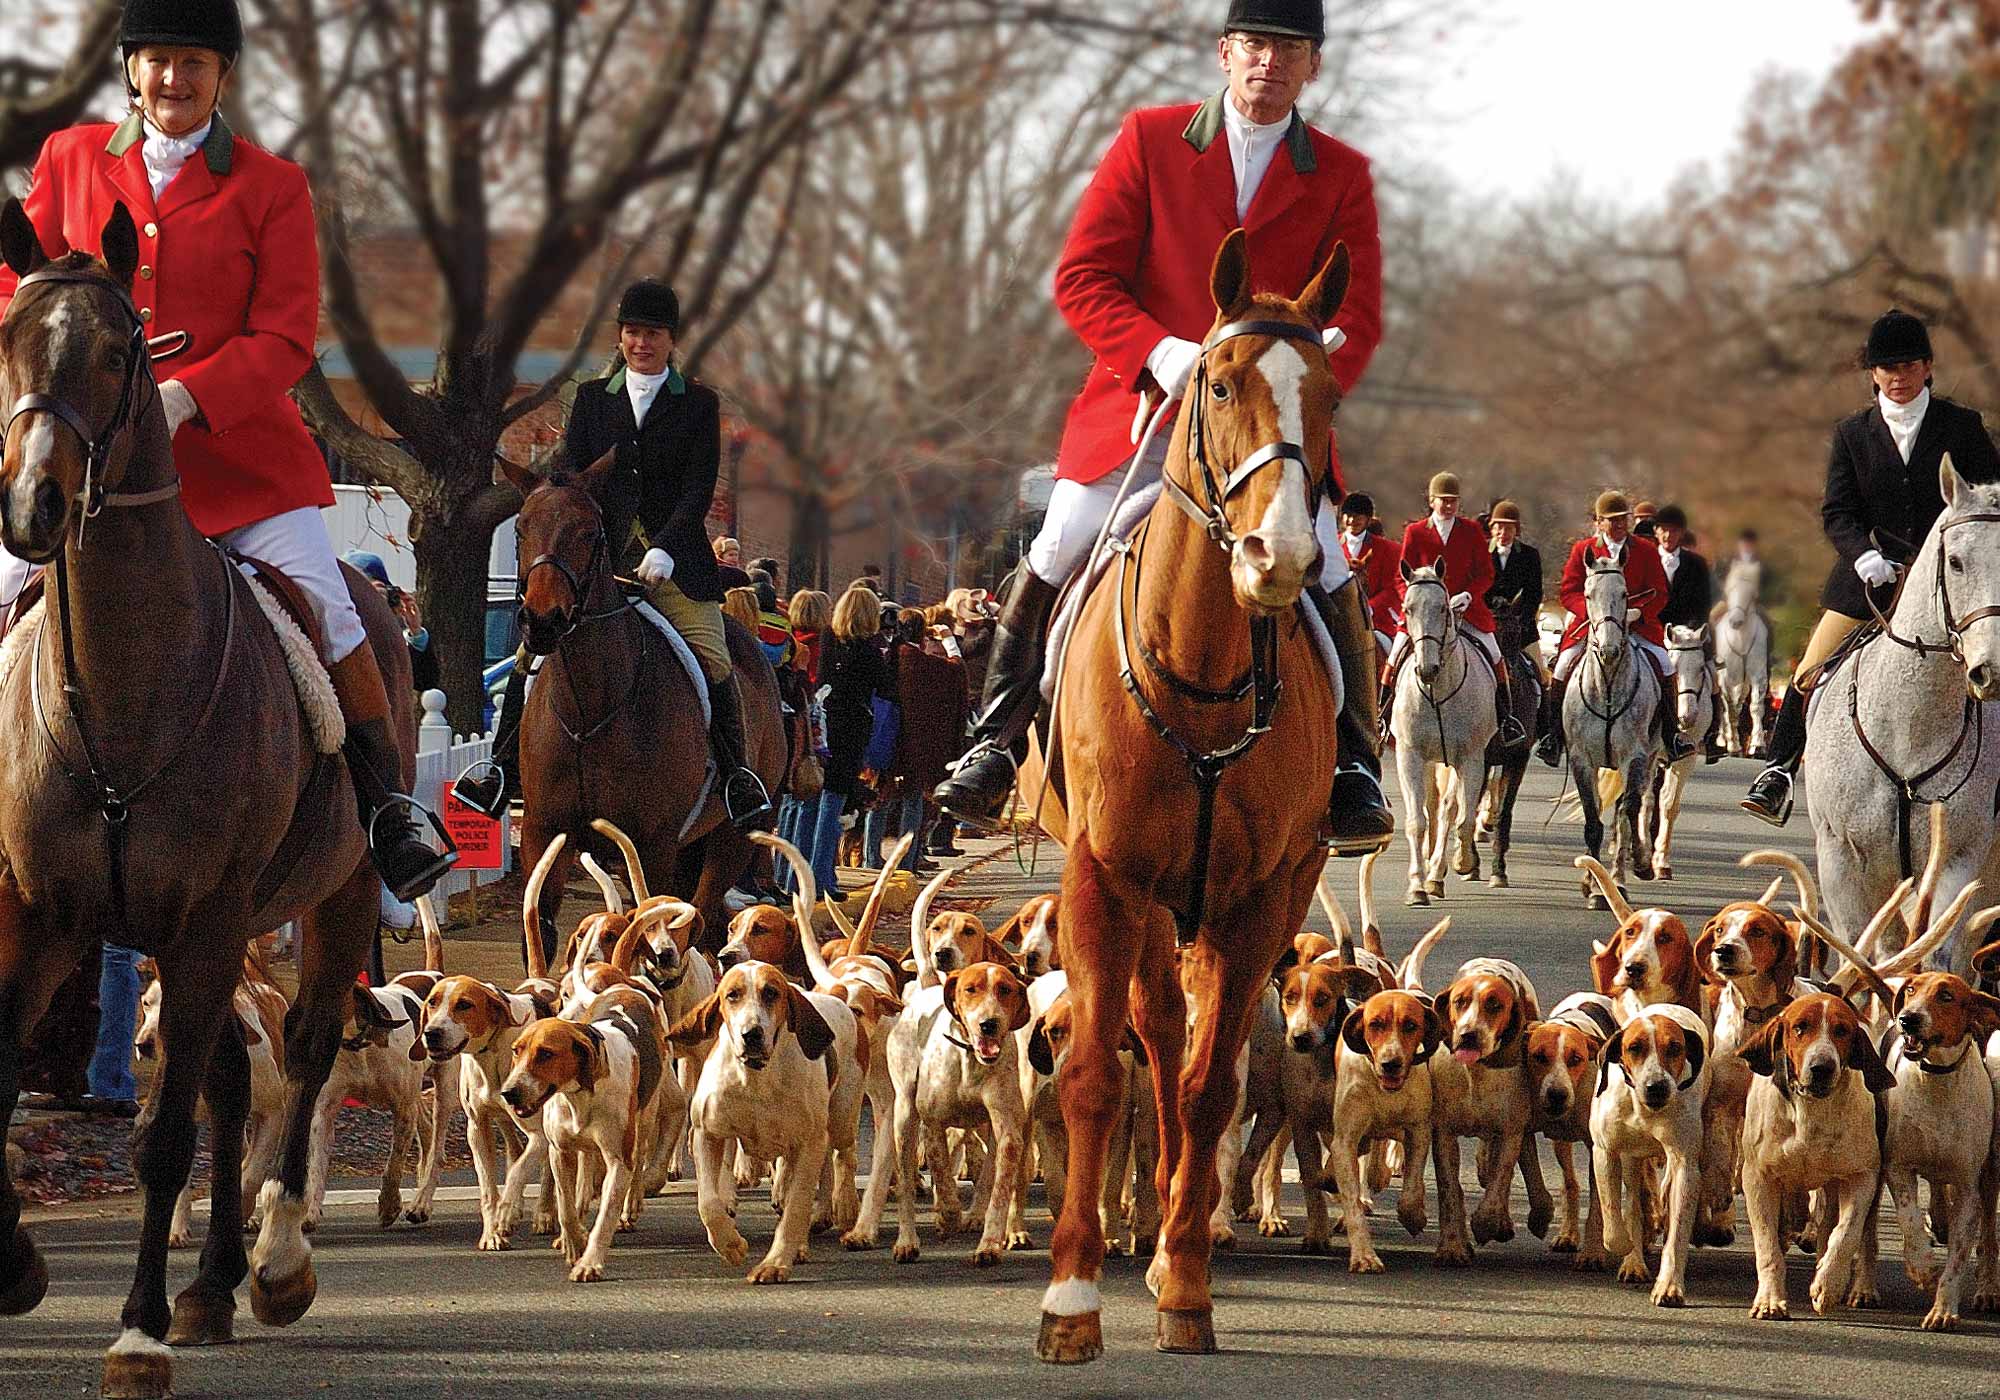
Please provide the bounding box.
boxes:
[2,290,91,557]
[1724,568,1758,624]
[1585,561,1629,661]
[1940,465,2000,701]
[1668,626,1706,731]
[1403,565,1454,684]
[1229,338,1319,611]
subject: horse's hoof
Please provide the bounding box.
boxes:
[1037,1310,1103,1365]
[1156,1307,1217,1354]
[1406,889,1429,907]
[1426,879,1446,898]
[166,1287,236,1346]
[0,1229,48,1316]
[249,1257,317,1328]
[1487,873,1509,889]
[101,1332,174,1400]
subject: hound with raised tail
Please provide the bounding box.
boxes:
[1590,1003,1712,1305]
[1429,957,1548,1252]
[669,960,857,1282]
[1739,992,1894,1320]
[1526,992,1616,1268]
[1577,857,1703,1024]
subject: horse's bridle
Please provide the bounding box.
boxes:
[1160,317,1329,550]
[518,499,618,649]
[1666,634,1711,720]
[1874,513,2000,663]
[1,268,182,533]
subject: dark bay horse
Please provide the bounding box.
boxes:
[1020,231,1346,1361]
[0,203,408,1397]
[498,459,784,959]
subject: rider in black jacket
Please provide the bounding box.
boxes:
[1743,309,2000,824]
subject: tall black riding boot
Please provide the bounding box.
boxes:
[1653,661,1696,764]
[330,647,456,903]
[1703,665,1726,764]
[1308,581,1394,856]
[1492,661,1528,748]
[1741,684,1807,827]
[452,651,527,818]
[933,567,1060,826]
[709,675,775,831]
[1535,674,1567,768]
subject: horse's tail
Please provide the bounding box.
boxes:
[578,853,625,914]
[415,894,445,974]
[752,832,828,984]
[1739,849,1820,921]
[521,834,566,982]
[590,819,653,904]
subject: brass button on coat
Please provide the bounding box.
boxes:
[143,222,158,238]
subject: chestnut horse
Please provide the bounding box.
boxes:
[498,458,784,959]
[0,204,406,1396]
[1021,231,1346,1361]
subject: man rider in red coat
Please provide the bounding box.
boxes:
[935,0,1393,853]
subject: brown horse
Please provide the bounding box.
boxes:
[498,458,784,960]
[1022,231,1346,1362]
[0,203,408,1396]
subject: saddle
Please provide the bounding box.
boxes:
[239,554,328,658]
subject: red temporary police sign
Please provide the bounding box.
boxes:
[441,791,505,871]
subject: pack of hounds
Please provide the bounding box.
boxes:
[156,807,2000,1328]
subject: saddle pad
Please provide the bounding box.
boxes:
[1040,478,1344,715]
[243,575,346,755]
[0,599,42,692]
[631,599,716,841]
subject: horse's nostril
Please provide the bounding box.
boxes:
[31,479,64,537]
[1239,534,1277,573]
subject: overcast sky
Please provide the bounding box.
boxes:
[1383,0,1874,205]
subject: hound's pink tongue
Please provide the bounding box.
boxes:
[977,1035,1003,1061]
[1453,1047,1481,1066]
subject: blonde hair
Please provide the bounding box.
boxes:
[788,589,832,634]
[721,587,760,631]
[831,584,881,642]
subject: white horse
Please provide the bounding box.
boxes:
[1563,556,1665,906]
[1804,460,2000,974]
[1391,563,1497,906]
[1715,564,1770,755]
[1642,624,1715,881]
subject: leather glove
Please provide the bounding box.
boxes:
[1144,337,1203,400]
[1855,549,1897,589]
[637,548,675,585]
[160,379,199,437]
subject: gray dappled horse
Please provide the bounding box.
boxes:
[1563,556,1664,905]
[1390,563,1497,905]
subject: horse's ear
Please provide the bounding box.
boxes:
[498,457,539,498]
[0,199,48,278]
[1941,454,1970,512]
[1210,228,1253,321]
[1298,241,1350,333]
[100,203,139,288]
[578,446,619,501]
[1399,559,1414,583]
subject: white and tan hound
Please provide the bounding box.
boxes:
[1429,956,1547,1253]
[1577,857,1704,1024]
[1321,985,1442,1271]
[1590,1003,1711,1306]
[1526,992,1616,1268]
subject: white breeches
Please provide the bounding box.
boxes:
[0,544,30,609]
[1553,636,1668,683]
[216,506,369,663]
[1387,626,1500,671]
[1024,433,1350,592]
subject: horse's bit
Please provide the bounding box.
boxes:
[1116,316,1330,944]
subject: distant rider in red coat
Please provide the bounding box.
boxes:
[1338,491,1401,650]
[935,0,1393,853]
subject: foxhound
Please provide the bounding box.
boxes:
[995,893,1062,980]
[1313,981,1440,1271]
[1527,992,1616,1268]
[419,971,550,1251]
[1739,992,1893,1320]
[1591,1003,1712,1306]
[1429,957,1548,1253]
[670,960,857,1282]
[1577,857,1704,1024]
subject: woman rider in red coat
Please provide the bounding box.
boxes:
[0,0,451,899]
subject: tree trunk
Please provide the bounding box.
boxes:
[787,486,829,594]
[412,498,506,737]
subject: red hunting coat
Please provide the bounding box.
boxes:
[1051,93,1383,487]
[1396,515,1496,635]
[1558,534,1669,649]
[0,113,332,537]
[1344,529,1402,632]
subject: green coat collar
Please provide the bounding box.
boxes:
[105,109,237,176]
[605,365,686,398]
[1181,91,1317,175]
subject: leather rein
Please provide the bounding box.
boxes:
[1115,316,1327,945]
[1401,575,1473,758]
[2,267,231,945]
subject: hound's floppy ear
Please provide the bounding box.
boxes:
[665,992,723,1047]
[1340,1004,1370,1057]
[1972,938,2000,988]
[1027,1016,1056,1077]
[0,199,49,278]
[942,970,963,1020]
[99,202,139,288]
[983,940,1022,976]
[1969,991,2000,1040]
[1590,941,1621,997]
[1769,920,1800,991]
[1418,1004,1446,1063]
[1209,227,1253,321]
[576,1024,608,1093]
[1890,979,1909,1021]
[1844,1022,1895,1094]
[1595,1025,1629,1094]
[787,984,836,1061]
[1693,921,1721,986]
[1739,1017,1782,1080]
[1273,945,1304,977]
[1680,1024,1706,1085]
[1298,240,1351,334]
[1001,971,1033,1031]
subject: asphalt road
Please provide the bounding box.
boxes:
[11,761,2000,1400]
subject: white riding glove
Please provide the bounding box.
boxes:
[1854,549,1897,589]
[159,379,199,437]
[1322,327,1347,354]
[637,548,675,585]
[1450,591,1471,613]
[1144,336,1203,401]
[1625,608,1641,623]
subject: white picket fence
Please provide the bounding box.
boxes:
[414,688,510,903]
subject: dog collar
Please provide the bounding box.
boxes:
[1740,1001,1782,1026]
[1916,1041,1976,1076]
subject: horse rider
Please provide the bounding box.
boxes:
[933,0,1394,854]
[1339,491,1402,658]
[1382,472,1529,746]
[471,279,772,831]
[1631,499,1660,539]
[1742,308,2000,824]
[0,0,452,900]
[1535,490,1694,767]
[1652,503,1724,762]
[1485,497,1545,676]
